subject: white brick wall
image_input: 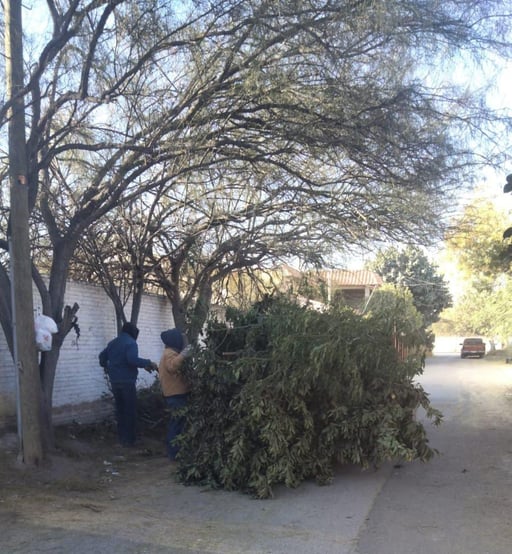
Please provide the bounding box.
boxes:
[0,280,175,428]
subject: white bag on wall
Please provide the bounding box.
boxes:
[34,315,58,352]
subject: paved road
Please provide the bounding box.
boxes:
[355,354,512,554]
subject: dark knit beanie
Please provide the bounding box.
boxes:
[122,322,139,339]
[160,328,184,353]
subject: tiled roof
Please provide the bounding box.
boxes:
[279,265,382,288]
[317,269,383,287]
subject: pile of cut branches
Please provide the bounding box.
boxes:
[176,294,441,498]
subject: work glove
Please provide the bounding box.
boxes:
[181,345,193,358]
[144,361,158,373]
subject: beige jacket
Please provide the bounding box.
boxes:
[158,347,190,397]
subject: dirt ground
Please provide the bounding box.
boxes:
[0,418,170,491]
[0,417,185,552]
[0,415,389,554]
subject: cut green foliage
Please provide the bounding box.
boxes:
[176,295,440,498]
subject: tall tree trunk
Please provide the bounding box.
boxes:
[33,246,73,447]
[129,268,144,325]
[160,282,187,332]
[188,283,213,343]
[4,0,44,465]
[38,302,80,449]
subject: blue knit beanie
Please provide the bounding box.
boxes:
[160,329,184,352]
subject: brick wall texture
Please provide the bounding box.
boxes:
[0,280,175,429]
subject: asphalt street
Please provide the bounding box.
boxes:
[355,353,512,554]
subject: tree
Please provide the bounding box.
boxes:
[444,198,511,291]
[365,284,425,343]
[370,245,452,328]
[0,0,510,449]
[4,0,44,464]
[437,290,494,338]
[71,197,164,334]
[440,198,512,343]
[0,0,219,445]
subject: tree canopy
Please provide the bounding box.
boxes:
[439,197,512,342]
[369,245,452,328]
[444,198,512,290]
[0,0,511,446]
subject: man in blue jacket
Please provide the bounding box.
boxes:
[99,322,157,447]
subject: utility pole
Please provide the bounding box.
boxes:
[4,0,45,465]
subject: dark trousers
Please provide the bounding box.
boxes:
[111,382,137,446]
[165,393,189,459]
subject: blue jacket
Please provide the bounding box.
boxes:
[99,332,150,384]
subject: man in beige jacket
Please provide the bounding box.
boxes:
[158,328,192,459]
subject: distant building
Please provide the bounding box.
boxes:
[317,269,383,311]
[277,265,382,312]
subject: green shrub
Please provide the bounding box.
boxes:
[177,294,441,498]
